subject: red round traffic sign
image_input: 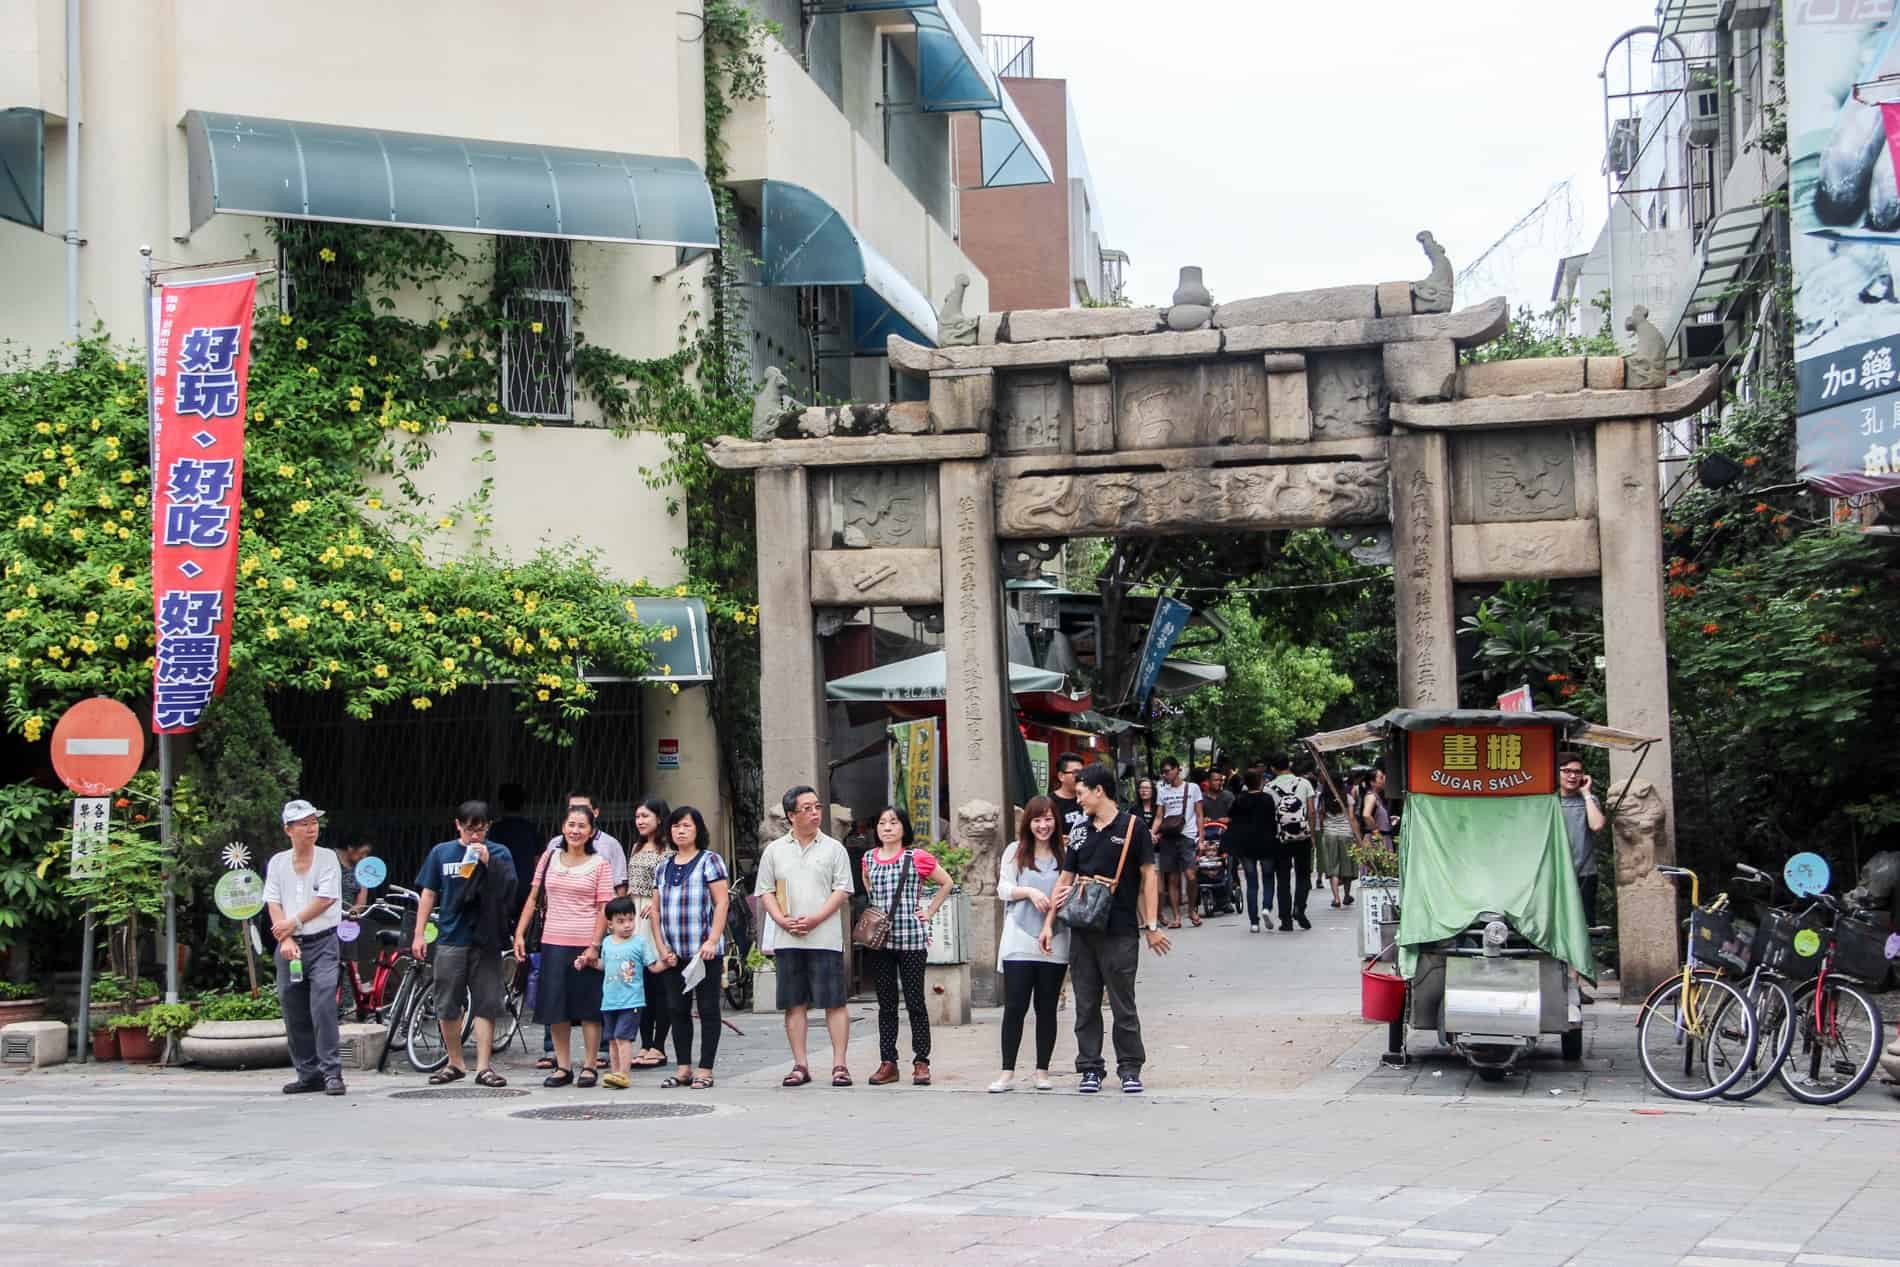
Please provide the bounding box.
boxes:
[49,698,146,796]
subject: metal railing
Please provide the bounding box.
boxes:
[984,33,1035,79]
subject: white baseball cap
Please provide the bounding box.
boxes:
[281,799,325,825]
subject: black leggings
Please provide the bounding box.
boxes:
[639,967,668,1055]
[1000,959,1066,1071]
[867,948,931,1063]
[660,963,722,1069]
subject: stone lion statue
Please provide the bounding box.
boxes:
[954,799,1004,895]
[757,801,789,850]
[1611,777,1669,887]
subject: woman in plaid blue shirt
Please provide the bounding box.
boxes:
[649,806,730,1089]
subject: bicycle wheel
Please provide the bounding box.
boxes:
[1637,974,1757,1100]
[1713,977,1794,1101]
[1778,977,1884,1105]
[492,953,524,1053]
[405,975,464,1074]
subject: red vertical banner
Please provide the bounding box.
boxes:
[148,274,256,733]
[1883,103,1900,202]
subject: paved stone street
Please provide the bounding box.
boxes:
[5,894,1898,1267]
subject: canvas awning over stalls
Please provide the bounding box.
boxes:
[1152,658,1227,698]
[754,179,939,352]
[825,651,1064,701]
[0,107,44,229]
[581,596,714,684]
[182,111,721,248]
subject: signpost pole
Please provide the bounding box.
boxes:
[76,908,93,1064]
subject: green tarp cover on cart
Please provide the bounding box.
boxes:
[1395,793,1596,983]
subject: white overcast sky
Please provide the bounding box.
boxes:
[977,0,1657,315]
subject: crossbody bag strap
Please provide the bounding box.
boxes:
[1105,816,1136,893]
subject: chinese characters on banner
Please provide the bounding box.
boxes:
[147,274,256,733]
[1788,5,1900,496]
[888,718,938,842]
[1406,725,1556,797]
[1132,596,1192,706]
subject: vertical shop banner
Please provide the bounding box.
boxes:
[148,274,256,733]
[1790,1,1900,495]
[1024,739,1050,798]
[1132,596,1191,705]
[887,718,939,842]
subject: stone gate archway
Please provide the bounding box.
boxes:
[710,262,1717,1003]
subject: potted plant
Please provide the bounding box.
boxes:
[59,818,172,1011]
[747,947,776,1016]
[0,979,48,1025]
[180,991,289,1069]
[89,1013,118,1061]
[139,1002,197,1063]
[111,1009,159,1063]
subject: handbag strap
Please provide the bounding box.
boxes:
[870,849,912,913]
[1104,816,1136,893]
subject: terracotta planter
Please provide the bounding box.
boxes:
[91,1027,119,1061]
[116,1025,160,1063]
[0,997,48,1026]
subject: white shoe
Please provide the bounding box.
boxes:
[1034,1072,1053,1090]
[1249,923,1261,934]
[988,1075,1014,1093]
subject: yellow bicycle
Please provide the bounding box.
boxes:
[1633,866,1760,1100]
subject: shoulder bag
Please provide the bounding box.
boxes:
[1058,817,1136,932]
[851,850,912,950]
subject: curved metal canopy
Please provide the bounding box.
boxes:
[759,180,938,351]
[184,111,720,248]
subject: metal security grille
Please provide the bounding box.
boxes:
[267,684,643,889]
[275,219,366,315]
[498,236,574,420]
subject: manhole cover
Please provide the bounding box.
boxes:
[390,1087,530,1100]
[511,1102,714,1122]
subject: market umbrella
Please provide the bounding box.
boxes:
[824,651,1065,701]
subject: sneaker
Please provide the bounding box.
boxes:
[282,1077,323,1095]
[1295,913,1312,930]
[1078,1071,1103,1094]
[1249,923,1261,934]
[987,1074,1014,1093]
[1121,1073,1144,1094]
[323,1076,347,1096]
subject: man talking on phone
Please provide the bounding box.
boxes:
[1556,752,1607,921]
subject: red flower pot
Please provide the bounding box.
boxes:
[91,1027,119,1061]
[116,1026,159,1063]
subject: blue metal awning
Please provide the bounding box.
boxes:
[759,180,938,352]
[840,1,1053,188]
[581,595,714,684]
[0,108,44,230]
[184,111,720,248]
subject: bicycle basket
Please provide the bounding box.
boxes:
[1833,911,1893,984]
[1750,907,1799,973]
[1780,910,1829,981]
[1688,908,1749,973]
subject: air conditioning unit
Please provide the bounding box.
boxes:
[1608,118,1640,177]
[1687,67,1720,148]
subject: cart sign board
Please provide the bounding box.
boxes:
[50,698,146,795]
[1406,724,1556,797]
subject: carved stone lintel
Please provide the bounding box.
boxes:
[1068,362,1112,385]
[704,432,989,471]
[1451,429,1580,524]
[1265,364,1312,443]
[998,373,1068,454]
[1071,362,1114,453]
[1450,519,1600,580]
[929,366,995,434]
[1115,360,1267,449]
[1389,367,1721,430]
[995,462,1389,537]
[811,548,944,605]
[833,467,928,546]
[998,539,1061,580]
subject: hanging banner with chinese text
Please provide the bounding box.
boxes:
[1405,724,1556,798]
[1132,597,1191,705]
[1789,2,1900,496]
[888,718,939,843]
[148,273,256,733]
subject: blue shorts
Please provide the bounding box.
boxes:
[602,1007,642,1041]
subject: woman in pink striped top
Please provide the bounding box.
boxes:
[514,805,615,1087]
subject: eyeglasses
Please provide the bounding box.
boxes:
[1559,768,1586,777]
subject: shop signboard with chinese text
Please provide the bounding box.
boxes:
[1132,597,1191,705]
[888,718,938,841]
[1788,3,1900,496]
[148,273,256,732]
[1406,725,1556,797]
[70,797,109,876]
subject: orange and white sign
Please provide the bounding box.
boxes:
[1406,724,1556,797]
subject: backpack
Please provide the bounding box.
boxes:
[1269,780,1311,843]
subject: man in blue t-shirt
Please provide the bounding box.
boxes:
[413,800,515,1086]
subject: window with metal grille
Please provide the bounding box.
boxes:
[498,237,574,421]
[275,219,366,316]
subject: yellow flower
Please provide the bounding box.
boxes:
[22,716,43,743]
[291,500,312,514]
[96,493,112,509]
[306,366,318,376]
[89,418,100,431]
[441,658,456,672]
[366,497,382,510]
[486,402,500,415]
[536,689,550,702]
[83,611,97,625]
[112,634,128,649]
[255,578,269,589]
[411,697,432,711]
[240,557,258,575]
[252,407,265,422]
[2,608,20,620]
[388,568,404,582]
[347,400,362,412]
[33,422,49,434]
[668,682,680,695]
[387,620,403,633]
[318,247,336,263]
[286,615,310,631]
[119,469,134,484]
[437,318,449,330]
[279,312,293,326]
[331,600,348,613]
[39,448,53,459]
[675,585,688,597]
[269,547,281,559]
[4,657,17,669]
[280,577,296,591]
[460,348,473,360]
[295,336,309,351]
[68,528,84,542]
[371,664,389,679]
[264,626,279,641]
[529,321,544,335]
[80,639,96,654]
[437,517,453,529]
[468,635,481,647]
[278,464,295,477]
[367,355,378,367]
[14,515,34,529]
[23,471,44,486]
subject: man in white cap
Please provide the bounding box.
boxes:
[264,799,346,1095]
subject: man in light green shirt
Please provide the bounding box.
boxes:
[756,786,856,1086]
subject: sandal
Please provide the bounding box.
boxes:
[535,1056,557,1070]
[781,1065,811,1087]
[691,1074,715,1089]
[542,1068,573,1087]
[660,1072,691,1088]
[1188,913,1203,927]
[832,1065,853,1087]
[630,1054,666,1069]
[428,1066,466,1085]
[473,1069,507,1088]
[576,1067,598,1088]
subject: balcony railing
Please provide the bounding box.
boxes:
[984,33,1035,79]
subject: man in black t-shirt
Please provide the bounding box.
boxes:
[1041,764,1170,1094]
[1050,752,1087,847]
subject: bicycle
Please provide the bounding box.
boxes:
[336,891,417,1025]
[1634,866,1759,1100]
[1774,890,1885,1105]
[1699,863,1797,1102]
[722,867,756,1012]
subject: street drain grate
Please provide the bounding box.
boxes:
[511,1102,714,1122]
[390,1087,530,1100]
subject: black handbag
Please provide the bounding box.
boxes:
[1058,817,1136,932]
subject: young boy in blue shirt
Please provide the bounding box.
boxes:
[599,895,656,1089]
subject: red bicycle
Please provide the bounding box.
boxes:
[336,887,419,1024]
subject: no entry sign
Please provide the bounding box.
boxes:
[49,698,146,796]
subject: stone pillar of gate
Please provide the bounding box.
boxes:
[1595,419,1679,999]
[755,466,829,815]
[937,459,1013,1007]
[1388,430,1459,709]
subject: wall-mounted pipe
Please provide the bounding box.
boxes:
[65,0,81,342]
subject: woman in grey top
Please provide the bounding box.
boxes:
[990,795,1069,1092]
[625,795,671,1070]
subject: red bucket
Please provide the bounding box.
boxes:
[1361,954,1406,1023]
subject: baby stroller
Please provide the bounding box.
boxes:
[1197,820,1236,917]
